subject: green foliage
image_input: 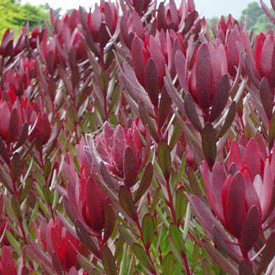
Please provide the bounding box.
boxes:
[240,1,273,33]
[0,0,49,38]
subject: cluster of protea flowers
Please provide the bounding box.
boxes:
[0,0,274,274]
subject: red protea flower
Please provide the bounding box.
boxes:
[64,155,110,235]
[87,1,119,49]
[39,217,86,272]
[202,139,275,255]
[212,15,244,43]
[80,174,107,233]
[0,98,23,144]
[0,246,17,275]
[157,0,196,31]
[225,28,253,76]
[84,122,143,187]
[29,27,42,49]
[255,30,275,89]
[188,41,229,118]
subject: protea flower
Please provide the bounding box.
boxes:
[87,1,119,49]
[39,217,86,272]
[84,121,143,187]
[188,41,229,119]
[255,30,275,89]
[0,247,17,275]
[129,0,154,15]
[63,155,110,236]
[0,99,23,144]
[202,139,275,256]
[225,28,253,76]
[157,0,196,31]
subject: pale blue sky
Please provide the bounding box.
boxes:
[21,0,267,18]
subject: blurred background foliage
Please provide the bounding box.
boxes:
[0,0,49,38]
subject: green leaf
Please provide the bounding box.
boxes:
[11,197,22,222]
[118,186,138,222]
[162,252,175,275]
[158,140,171,180]
[184,93,203,132]
[134,163,153,203]
[142,214,155,249]
[132,243,154,273]
[169,224,186,256]
[102,245,118,275]
[175,188,187,224]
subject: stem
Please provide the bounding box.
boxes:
[182,253,192,275]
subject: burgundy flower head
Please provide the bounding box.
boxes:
[202,139,275,254]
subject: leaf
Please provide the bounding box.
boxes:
[239,260,255,275]
[162,252,175,275]
[218,102,236,138]
[132,243,154,273]
[123,146,138,188]
[257,231,275,274]
[169,224,186,256]
[118,186,138,222]
[175,51,188,93]
[0,137,9,164]
[158,140,171,180]
[164,71,185,115]
[10,153,21,184]
[209,75,231,122]
[202,124,217,168]
[201,239,238,275]
[75,221,101,259]
[240,205,261,253]
[158,90,172,130]
[14,123,29,150]
[269,112,275,148]
[175,187,187,224]
[184,94,203,133]
[134,163,153,202]
[103,203,116,243]
[9,108,20,142]
[142,214,155,249]
[260,78,273,121]
[102,245,118,275]
[145,59,159,106]
[11,197,22,222]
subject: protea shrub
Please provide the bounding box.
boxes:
[0,0,274,274]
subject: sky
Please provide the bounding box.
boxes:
[21,0,267,19]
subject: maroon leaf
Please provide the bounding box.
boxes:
[175,51,187,93]
[123,146,138,188]
[257,231,275,274]
[145,59,159,106]
[260,78,273,121]
[218,102,237,138]
[184,93,203,133]
[240,205,261,253]
[239,260,255,275]
[209,75,231,122]
[225,173,246,239]
[202,124,217,168]
[134,163,153,202]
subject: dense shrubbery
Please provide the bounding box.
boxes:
[0,0,274,274]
